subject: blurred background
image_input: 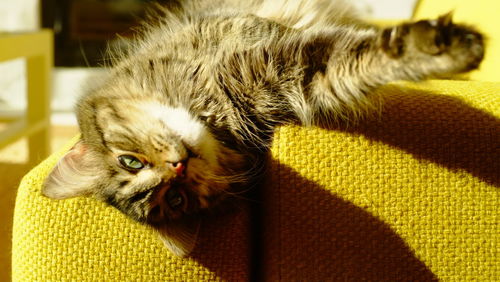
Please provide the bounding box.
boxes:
[0,0,417,279]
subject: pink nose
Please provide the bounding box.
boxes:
[170,161,186,176]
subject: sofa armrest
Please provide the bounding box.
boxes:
[13,80,499,280]
[263,80,499,280]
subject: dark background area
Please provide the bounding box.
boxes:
[41,0,172,67]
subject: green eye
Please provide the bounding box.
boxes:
[118,155,145,170]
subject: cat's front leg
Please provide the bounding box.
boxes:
[380,13,484,78]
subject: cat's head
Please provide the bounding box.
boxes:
[42,83,247,256]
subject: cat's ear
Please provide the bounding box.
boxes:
[157,218,201,257]
[42,140,100,199]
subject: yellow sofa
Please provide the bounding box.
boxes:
[12,1,499,280]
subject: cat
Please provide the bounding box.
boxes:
[42,0,484,256]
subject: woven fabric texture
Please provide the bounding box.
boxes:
[13,1,500,280]
[13,80,499,281]
[264,80,499,280]
[12,139,251,281]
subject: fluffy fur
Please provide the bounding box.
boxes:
[43,0,484,256]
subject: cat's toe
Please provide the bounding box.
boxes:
[384,12,485,74]
[450,29,484,71]
[380,25,409,58]
[411,13,455,55]
[428,13,484,69]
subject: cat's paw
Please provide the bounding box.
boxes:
[381,13,485,74]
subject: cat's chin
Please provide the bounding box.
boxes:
[147,184,201,223]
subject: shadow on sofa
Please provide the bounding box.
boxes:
[12,84,497,280]
[186,161,437,280]
[335,85,500,187]
[261,162,439,280]
[185,85,498,279]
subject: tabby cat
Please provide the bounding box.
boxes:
[42,0,484,256]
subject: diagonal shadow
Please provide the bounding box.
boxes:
[189,161,437,280]
[190,201,253,281]
[188,86,500,279]
[325,87,500,187]
[258,161,438,281]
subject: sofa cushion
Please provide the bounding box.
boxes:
[263,80,499,280]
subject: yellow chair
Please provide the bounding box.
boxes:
[0,31,52,164]
[12,2,499,280]
[264,80,499,280]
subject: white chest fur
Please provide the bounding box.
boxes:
[141,103,220,167]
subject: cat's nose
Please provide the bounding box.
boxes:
[168,160,186,177]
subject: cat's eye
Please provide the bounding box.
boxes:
[166,189,183,210]
[118,155,145,170]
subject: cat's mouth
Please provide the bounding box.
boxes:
[146,181,200,226]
